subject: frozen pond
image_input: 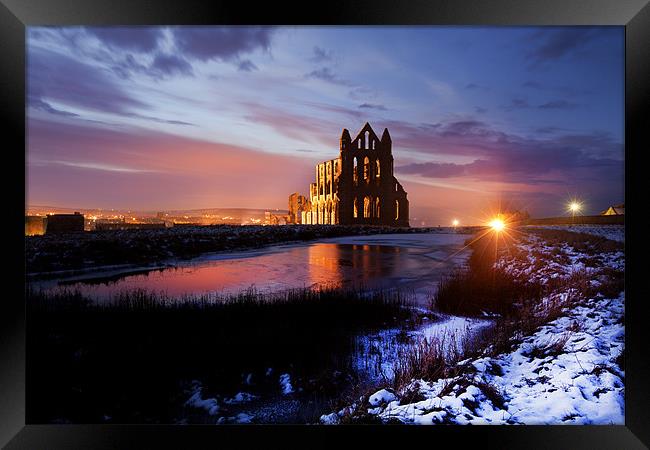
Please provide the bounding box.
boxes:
[31,232,470,306]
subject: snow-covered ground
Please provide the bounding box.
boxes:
[355,314,492,381]
[524,224,625,243]
[321,230,625,425]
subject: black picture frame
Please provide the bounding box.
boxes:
[3,0,648,448]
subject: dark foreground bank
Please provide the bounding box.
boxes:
[26,286,418,424]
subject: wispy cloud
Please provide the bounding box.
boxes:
[525,28,598,68]
[358,103,387,111]
[309,46,333,63]
[33,159,159,174]
[538,100,579,110]
[170,26,274,62]
[237,59,258,72]
[305,67,354,86]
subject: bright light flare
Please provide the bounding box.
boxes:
[489,218,505,232]
[452,219,459,227]
[568,201,582,213]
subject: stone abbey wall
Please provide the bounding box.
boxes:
[301,123,409,227]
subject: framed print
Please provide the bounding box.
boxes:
[2,0,649,448]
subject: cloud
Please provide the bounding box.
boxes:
[110,53,194,80]
[475,107,487,114]
[465,83,490,91]
[237,60,258,72]
[242,102,337,144]
[122,112,194,126]
[28,46,195,126]
[535,126,568,134]
[309,46,333,63]
[305,67,354,86]
[502,98,578,111]
[358,103,387,111]
[28,46,148,115]
[521,80,593,97]
[171,26,274,62]
[110,54,149,79]
[149,53,194,78]
[349,86,378,100]
[502,98,531,111]
[387,117,622,159]
[522,80,544,89]
[538,100,579,110]
[86,27,164,53]
[391,118,623,187]
[33,159,159,174]
[28,98,79,117]
[526,28,597,66]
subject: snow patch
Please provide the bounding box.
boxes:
[279,373,294,395]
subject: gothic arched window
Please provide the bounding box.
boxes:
[363,157,370,181]
[364,196,371,218]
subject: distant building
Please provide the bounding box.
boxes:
[300,123,409,226]
[25,215,46,236]
[264,211,289,225]
[600,203,625,216]
[288,193,308,224]
[45,212,85,234]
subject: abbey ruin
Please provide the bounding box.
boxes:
[299,123,409,227]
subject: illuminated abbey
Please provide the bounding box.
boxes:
[300,123,409,227]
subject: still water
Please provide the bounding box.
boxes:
[33,233,470,305]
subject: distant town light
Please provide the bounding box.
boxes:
[489,218,505,232]
[452,219,459,227]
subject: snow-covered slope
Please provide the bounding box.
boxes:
[524,224,624,243]
[321,229,625,425]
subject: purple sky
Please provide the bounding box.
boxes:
[26,26,624,225]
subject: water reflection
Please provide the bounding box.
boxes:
[34,234,467,305]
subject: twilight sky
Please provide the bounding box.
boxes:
[26,26,624,225]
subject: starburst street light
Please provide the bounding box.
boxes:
[452,219,459,227]
[489,218,505,232]
[568,201,582,214]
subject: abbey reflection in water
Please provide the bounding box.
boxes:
[44,243,407,300]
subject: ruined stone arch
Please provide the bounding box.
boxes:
[375,197,380,218]
[353,197,358,218]
[364,196,372,218]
